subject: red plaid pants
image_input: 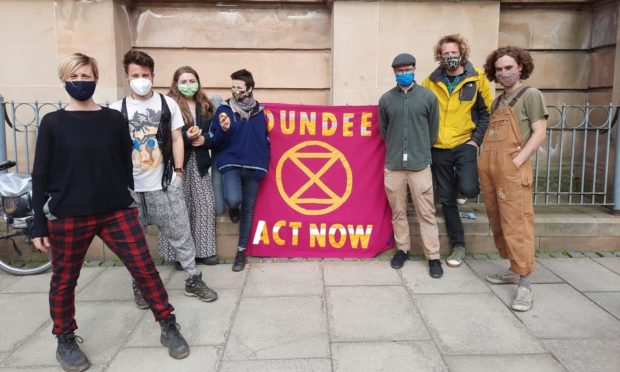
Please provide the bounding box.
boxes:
[48,208,173,335]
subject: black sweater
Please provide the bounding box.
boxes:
[31,107,134,238]
[180,105,213,176]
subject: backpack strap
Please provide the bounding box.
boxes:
[507,86,531,108]
[121,98,128,124]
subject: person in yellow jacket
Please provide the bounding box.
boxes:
[422,34,493,268]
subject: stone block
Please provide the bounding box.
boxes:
[567,251,585,258]
[414,293,544,355]
[544,339,620,372]
[126,289,240,347]
[539,236,620,252]
[324,261,401,286]
[223,296,329,360]
[220,359,331,372]
[444,355,566,372]
[327,286,430,342]
[529,51,589,90]
[592,1,618,48]
[0,293,50,353]
[597,251,616,257]
[332,341,448,372]
[500,9,591,49]
[401,260,490,294]
[491,284,620,338]
[584,291,620,319]
[243,262,322,297]
[216,234,239,260]
[592,257,620,275]
[261,51,330,89]
[107,346,219,372]
[589,49,615,89]
[539,258,620,291]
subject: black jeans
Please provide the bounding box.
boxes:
[431,143,480,248]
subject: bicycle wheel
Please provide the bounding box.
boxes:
[0,227,51,276]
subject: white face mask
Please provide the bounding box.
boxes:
[129,78,153,96]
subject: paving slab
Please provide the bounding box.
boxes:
[0,354,7,365]
[107,346,219,372]
[126,289,240,347]
[219,359,332,372]
[326,286,430,342]
[323,261,401,286]
[242,262,323,297]
[0,293,50,352]
[592,257,620,275]
[443,354,566,372]
[223,296,329,360]
[0,367,103,372]
[401,260,490,294]
[538,258,620,292]
[166,264,248,290]
[332,341,447,372]
[414,294,544,355]
[1,301,145,367]
[465,258,563,284]
[544,339,620,372]
[1,267,104,294]
[0,271,19,291]
[76,267,146,301]
[490,284,620,339]
[584,292,620,319]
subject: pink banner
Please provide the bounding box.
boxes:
[247,103,393,258]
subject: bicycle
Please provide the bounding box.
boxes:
[0,160,51,275]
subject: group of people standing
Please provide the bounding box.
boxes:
[29,34,548,372]
[30,50,269,371]
[380,35,547,313]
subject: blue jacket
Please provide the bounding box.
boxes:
[209,100,270,174]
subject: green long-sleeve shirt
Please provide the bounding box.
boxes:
[379,83,439,171]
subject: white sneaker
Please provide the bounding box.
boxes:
[511,286,533,311]
[456,197,467,205]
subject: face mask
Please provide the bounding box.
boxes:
[495,69,520,88]
[396,73,414,87]
[64,81,96,101]
[442,56,461,71]
[178,82,199,98]
[130,77,153,96]
[232,87,251,101]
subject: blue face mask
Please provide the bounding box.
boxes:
[65,81,96,101]
[396,73,414,87]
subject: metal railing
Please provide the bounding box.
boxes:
[1,96,619,211]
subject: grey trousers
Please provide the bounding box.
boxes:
[134,176,200,279]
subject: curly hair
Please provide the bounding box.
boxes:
[167,66,214,128]
[484,46,534,82]
[433,34,470,64]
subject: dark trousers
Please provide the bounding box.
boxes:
[222,167,262,249]
[431,143,480,248]
[48,208,173,335]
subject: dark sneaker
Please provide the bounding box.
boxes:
[56,331,90,372]
[446,245,466,268]
[232,250,246,272]
[159,314,190,359]
[174,261,183,271]
[229,207,241,223]
[390,250,408,269]
[429,259,443,279]
[184,272,218,302]
[196,255,219,265]
[132,281,149,310]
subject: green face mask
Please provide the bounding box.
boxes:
[178,82,199,97]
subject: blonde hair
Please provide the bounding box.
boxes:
[433,34,471,64]
[58,53,99,82]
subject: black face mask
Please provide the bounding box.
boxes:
[64,81,96,101]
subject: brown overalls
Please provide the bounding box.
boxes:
[478,87,535,276]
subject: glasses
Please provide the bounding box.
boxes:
[394,68,414,75]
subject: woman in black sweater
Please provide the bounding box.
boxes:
[31,53,189,371]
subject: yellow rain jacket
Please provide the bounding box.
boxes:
[422,62,493,149]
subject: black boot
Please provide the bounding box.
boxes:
[56,331,90,372]
[159,314,190,359]
[184,272,218,302]
[229,207,241,223]
[132,281,149,310]
[232,250,246,272]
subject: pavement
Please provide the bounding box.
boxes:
[1,256,619,372]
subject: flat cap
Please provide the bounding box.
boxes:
[391,53,416,68]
